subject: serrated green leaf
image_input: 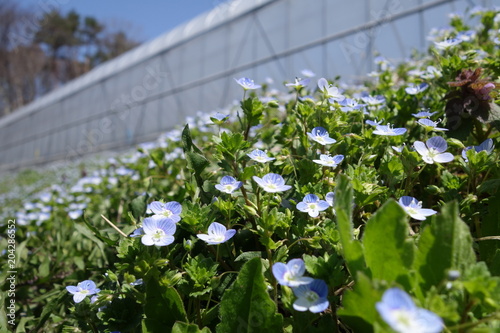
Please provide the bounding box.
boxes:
[362,200,414,288]
[216,257,283,333]
[413,201,476,297]
[334,174,366,279]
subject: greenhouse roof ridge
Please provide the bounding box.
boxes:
[0,0,275,128]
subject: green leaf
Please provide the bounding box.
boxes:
[142,279,187,332]
[130,193,149,220]
[216,257,283,333]
[172,321,212,333]
[478,194,500,275]
[182,124,202,155]
[334,174,366,279]
[338,272,381,332]
[186,151,210,176]
[362,200,414,288]
[413,201,476,297]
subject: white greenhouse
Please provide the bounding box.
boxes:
[0,0,495,170]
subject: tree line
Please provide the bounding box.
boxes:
[0,0,140,117]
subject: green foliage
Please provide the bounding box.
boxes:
[217,257,283,333]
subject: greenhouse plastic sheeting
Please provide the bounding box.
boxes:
[0,0,493,171]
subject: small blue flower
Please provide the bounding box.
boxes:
[376,288,443,333]
[325,192,335,207]
[296,194,330,217]
[130,227,144,238]
[398,196,437,221]
[462,138,494,162]
[66,280,100,303]
[141,217,176,246]
[318,78,345,102]
[365,119,384,127]
[405,83,429,95]
[197,222,236,245]
[292,279,330,313]
[215,176,243,194]
[412,110,437,118]
[338,98,366,112]
[417,118,448,132]
[252,173,292,193]
[301,69,316,77]
[234,77,261,90]
[285,77,311,88]
[272,258,313,287]
[414,136,454,164]
[361,93,386,107]
[307,127,337,145]
[312,154,344,168]
[247,149,276,163]
[210,112,229,124]
[372,124,407,136]
[434,38,462,49]
[148,201,182,223]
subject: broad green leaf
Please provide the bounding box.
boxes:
[478,194,500,275]
[413,201,476,296]
[362,200,414,288]
[129,193,149,220]
[216,257,283,333]
[334,174,366,279]
[172,321,212,333]
[142,279,187,332]
[338,272,382,332]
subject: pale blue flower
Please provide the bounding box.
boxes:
[285,77,310,88]
[398,196,437,221]
[418,119,448,132]
[420,66,441,79]
[301,69,316,78]
[373,124,407,136]
[361,93,386,107]
[318,78,345,102]
[325,192,335,207]
[405,83,429,95]
[462,138,494,162]
[197,222,236,245]
[414,137,454,164]
[210,112,229,124]
[307,127,337,145]
[247,149,276,163]
[412,110,437,118]
[457,30,476,42]
[253,173,292,193]
[366,119,384,127]
[215,176,243,194]
[234,77,261,90]
[376,288,443,333]
[297,194,330,217]
[141,217,176,246]
[338,98,366,112]
[434,38,462,49]
[148,201,182,223]
[66,280,100,303]
[293,279,330,313]
[313,154,344,168]
[130,227,144,238]
[272,258,313,287]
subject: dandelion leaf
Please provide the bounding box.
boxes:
[334,174,366,279]
[362,199,414,288]
[216,257,283,333]
[413,201,476,295]
[142,279,187,333]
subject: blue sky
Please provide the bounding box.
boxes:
[19,0,223,42]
